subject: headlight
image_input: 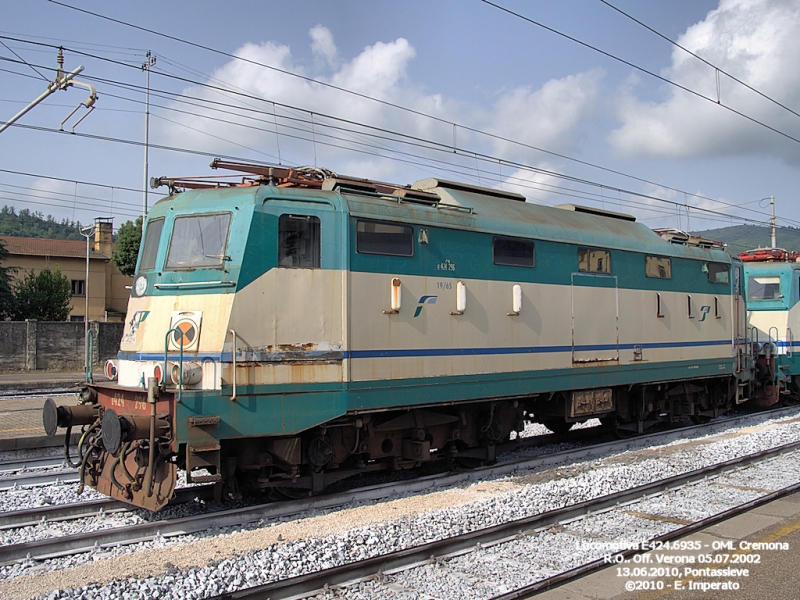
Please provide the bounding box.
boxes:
[104,360,118,380]
[133,274,148,297]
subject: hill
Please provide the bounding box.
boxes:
[0,206,86,240]
[689,225,800,256]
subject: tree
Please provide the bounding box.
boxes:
[0,239,16,320]
[13,266,72,321]
[0,205,84,240]
[112,217,142,276]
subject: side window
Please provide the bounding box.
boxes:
[139,217,164,271]
[70,279,85,296]
[645,256,672,279]
[278,214,320,268]
[493,237,534,267]
[578,247,611,273]
[356,220,413,257]
[707,262,729,284]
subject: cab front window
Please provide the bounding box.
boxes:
[748,276,782,300]
[165,213,232,269]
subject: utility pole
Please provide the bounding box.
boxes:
[769,195,776,248]
[142,51,156,224]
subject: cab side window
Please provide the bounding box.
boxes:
[279,214,320,268]
[139,218,164,271]
[706,262,729,284]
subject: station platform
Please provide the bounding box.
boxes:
[537,490,800,599]
[0,372,95,450]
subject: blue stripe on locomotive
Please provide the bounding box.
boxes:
[175,357,734,440]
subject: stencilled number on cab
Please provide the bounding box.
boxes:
[437,281,453,290]
[111,395,125,408]
[134,401,147,411]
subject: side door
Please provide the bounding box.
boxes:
[571,272,619,363]
[259,198,345,369]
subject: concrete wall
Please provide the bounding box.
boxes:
[0,320,124,372]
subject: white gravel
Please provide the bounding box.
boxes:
[0,409,798,600]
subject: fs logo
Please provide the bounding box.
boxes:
[414,295,438,318]
[122,310,149,344]
[698,305,711,322]
[128,310,149,330]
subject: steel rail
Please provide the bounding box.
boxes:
[206,441,800,600]
[0,455,68,474]
[1,423,798,568]
[0,469,79,490]
[488,482,800,599]
[1,406,797,565]
[0,486,215,530]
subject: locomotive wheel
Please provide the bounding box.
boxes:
[600,416,617,429]
[454,457,486,469]
[690,414,711,424]
[274,486,312,500]
[541,419,574,434]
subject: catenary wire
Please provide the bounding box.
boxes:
[480,0,800,146]
[598,0,800,122]
[1,37,796,230]
[0,37,789,227]
[33,3,800,196]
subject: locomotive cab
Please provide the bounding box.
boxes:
[742,249,800,406]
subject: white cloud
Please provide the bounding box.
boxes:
[499,165,564,203]
[160,29,600,184]
[309,25,337,67]
[609,0,800,160]
[486,69,604,159]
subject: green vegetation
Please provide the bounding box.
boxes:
[12,266,72,321]
[691,225,800,255]
[0,239,15,320]
[112,217,142,276]
[0,206,86,240]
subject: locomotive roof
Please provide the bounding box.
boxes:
[344,181,731,263]
[151,164,731,264]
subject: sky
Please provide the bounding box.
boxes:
[1,0,799,248]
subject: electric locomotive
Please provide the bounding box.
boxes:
[741,248,800,405]
[44,161,752,510]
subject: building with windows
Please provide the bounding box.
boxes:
[0,218,131,321]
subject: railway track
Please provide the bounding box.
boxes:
[0,454,69,475]
[205,442,800,600]
[0,466,78,490]
[2,406,798,566]
[0,486,217,530]
[0,391,74,401]
[0,452,78,490]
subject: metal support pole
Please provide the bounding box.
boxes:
[770,195,776,249]
[80,224,95,381]
[0,65,84,134]
[142,51,156,223]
